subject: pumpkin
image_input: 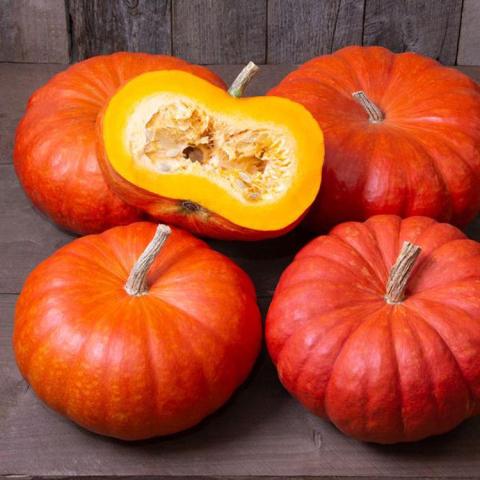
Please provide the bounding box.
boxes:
[266,214,480,444]
[269,46,480,231]
[13,222,261,440]
[14,52,225,234]
[97,63,324,240]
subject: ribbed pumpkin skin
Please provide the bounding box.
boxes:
[269,46,480,231]
[266,215,480,444]
[13,222,261,440]
[14,52,226,235]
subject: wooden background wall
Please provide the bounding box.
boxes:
[1,0,479,65]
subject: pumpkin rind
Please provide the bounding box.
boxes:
[269,46,480,230]
[14,52,225,234]
[266,214,480,443]
[13,222,261,440]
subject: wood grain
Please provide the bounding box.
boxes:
[457,0,480,65]
[363,0,463,65]
[172,0,267,64]
[67,0,172,61]
[0,0,69,63]
[267,0,364,64]
[3,62,480,478]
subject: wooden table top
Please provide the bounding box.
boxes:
[1,62,480,479]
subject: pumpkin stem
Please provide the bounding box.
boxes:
[352,91,384,123]
[385,241,422,304]
[124,224,172,296]
[228,61,260,97]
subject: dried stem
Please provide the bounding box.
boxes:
[228,61,260,98]
[124,224,171,296]
[352,91,384,123]
[385,241,422,304]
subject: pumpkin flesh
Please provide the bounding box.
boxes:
[99,70,324,235]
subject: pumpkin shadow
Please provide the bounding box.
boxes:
[364,415,480,460]
[82,349,289,453]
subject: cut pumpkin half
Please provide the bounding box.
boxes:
[97,64,324,239]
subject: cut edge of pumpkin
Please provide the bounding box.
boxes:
[101,70,324,232]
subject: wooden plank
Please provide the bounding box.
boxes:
[67,0,172,62]
[0,0,69,63]
[457,0,480,66]
[172,0,267,64]
[363,0,463,65]
[267,0,364,64]
[0,63,65,166]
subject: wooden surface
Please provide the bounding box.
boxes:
[3,0,480,65]
[458,0,480,66]
[0,0,69,63]
[363,0,463,65]
[2,63,480,479]
[267,0,364,64]
[68,0,172,60]
[172,0,267,64]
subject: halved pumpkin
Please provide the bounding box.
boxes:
[97,66,324,240]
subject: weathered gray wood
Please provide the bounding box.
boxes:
[363,0,463,65]
[172,0,267,64]
[0,0,69,63]
[67,0,172,61]
[267,0,364,64]
[3,62,480,478]
[457,0,480,66]
[0,63,65,166]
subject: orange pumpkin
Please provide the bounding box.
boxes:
[14,52,225,234]
[97,63,324,240]
[269,46,480,231]
[267,215,480,443]
[14,222,261,440]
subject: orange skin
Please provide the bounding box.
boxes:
[13,222,262,440]
[266,215,480,443]
[14,52,226,235]
[269,46,480,231]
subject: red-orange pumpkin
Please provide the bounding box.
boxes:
[14,52,225,234]
[269,46,480,230]
[266,214,480,443]
[14,222,261,440]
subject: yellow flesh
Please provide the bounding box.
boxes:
[102,70,324,231]
[126,94,295,203]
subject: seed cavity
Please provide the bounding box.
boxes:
[127,94,295,203]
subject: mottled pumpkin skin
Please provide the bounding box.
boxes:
[14,222,261,440]
[14,52,225,235]
[269,46,480,231]
[266,215,480,444]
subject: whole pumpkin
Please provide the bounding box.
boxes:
[14,52,225,234]
[269,46,480,230]
[266,214,480,443]
[14,222,261,440]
